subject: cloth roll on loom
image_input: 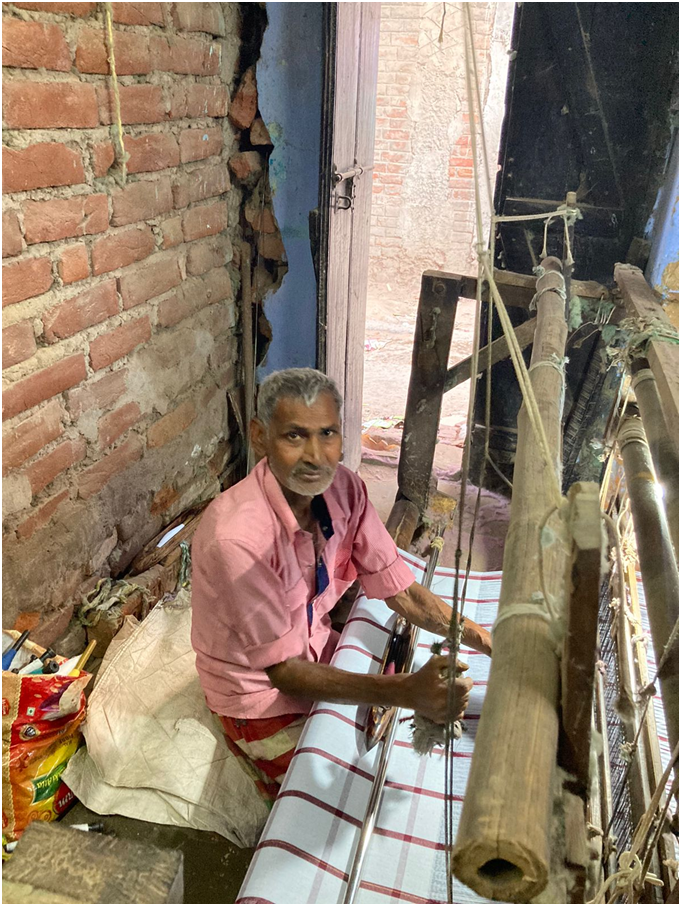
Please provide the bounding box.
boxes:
[451,258,570,902]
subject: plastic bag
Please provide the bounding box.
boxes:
[1,631,90,841]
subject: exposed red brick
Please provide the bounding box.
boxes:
[178,126,223,163]
[43,278,118,343]
[3,82,98,129]
[228,67,257,130]
[12,2,95,15]
[181,200,228,241]
[3,353,86,421]
[67,368,127,418]
[89,316,151,370]
[229,150,263,183]
[249,117,273,147]
[111,2,164,25]
[2,20,71,71]
[3,142,86,194]
[150,34,219,76]
[147,399,196,448]
[126,133,181,174]
[23,194,109,245]
[173,162,229,209]
[169,84,228,119]
[98,401,141,448]
[91,225,155,275]
[97,84,165,126]
[58,244,90,284]
[92,141,115,178]
[150,482,179,515]
[3,399,64,475]
[26,436,87,495]
[186,236,230,276]
[2,256,52,307]
[257,231,286,261]
[3,320,36,368]
[157,266,232,328]
[78,434,143,499]
[161,216,183,249]
[171,2,225,35]
[76,27,150,75]
[2,211,23,258]
[16,489,70,540]
[111,177,173,227]
[118,252,182,309]
[245,203,275,234]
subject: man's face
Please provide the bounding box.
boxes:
[252,392,343,498]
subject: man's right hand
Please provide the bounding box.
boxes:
[406,655,473,724]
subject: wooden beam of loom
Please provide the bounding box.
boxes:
[444,317,537,394]
[614,263,679,453]
[452,257,569,902]
[458,268,611,309]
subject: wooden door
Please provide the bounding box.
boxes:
[325,3,381,471]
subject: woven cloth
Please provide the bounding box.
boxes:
[237,551,499,905]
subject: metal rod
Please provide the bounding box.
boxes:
[343,539,442,903]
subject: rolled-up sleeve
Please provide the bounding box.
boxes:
[193,539,306,671]
[350,481,415,600]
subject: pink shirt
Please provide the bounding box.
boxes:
[190,459,415,718]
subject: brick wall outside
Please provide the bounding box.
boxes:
[369,2,513,298]
[2,2,281,634]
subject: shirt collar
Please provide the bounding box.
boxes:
[258,458,341,541]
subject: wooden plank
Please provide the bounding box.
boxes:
[385,497,420,550]
[342,2,380,471]
[559,482,603,796]
[444,317,537,393]
[397,271,460,512]
[325,3,361,405]
[614,263,679,450]
[458,268,610,308]
[4,822,183,904]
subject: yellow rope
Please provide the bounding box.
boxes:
[103,1,128,186]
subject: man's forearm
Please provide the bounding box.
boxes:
[385,581,492,655]
[266,658,414,710]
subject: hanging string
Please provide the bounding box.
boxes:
[103,2,128,187]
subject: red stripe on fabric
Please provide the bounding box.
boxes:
[359,880,442,904]
[218,712,303,744]
[291,746,374,782]
[375,825,446,851]
[335,644,382,664]
[345,616,390,634]
[277,789,362,828]
[385,779,463,802]
[394,739,472,758]
[309,707,364,731]
[255,839,348,882]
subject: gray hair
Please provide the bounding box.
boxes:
[257,368,343,426]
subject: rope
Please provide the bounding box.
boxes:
[103,2,128,186]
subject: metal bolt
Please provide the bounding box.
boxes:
[433,281,445,295]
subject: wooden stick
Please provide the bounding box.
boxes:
[617,414,679,786]
[443,317,537,393]
[631,365,679,562]
[559,481,602,795]
[451,257,568,902]
[397,271,460,512]
[614,263,679,452]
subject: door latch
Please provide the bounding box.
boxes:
[332,163,368,212]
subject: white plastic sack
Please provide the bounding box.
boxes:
[63,589,269,847]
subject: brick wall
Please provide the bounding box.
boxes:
[2,2,283,636]
[369,2,512,297]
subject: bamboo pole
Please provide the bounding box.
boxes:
[631,366,679,562]
[451,258,569,902]
[241,241,255,472]
[617,414,679,786]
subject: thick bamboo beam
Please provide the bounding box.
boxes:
[614,263,679,453]
[398,271,460,512]
[617,414,679,784]
[458,270,611,309]
[631,365,679,562]
[443,318,537,394]
[451,257,568,902]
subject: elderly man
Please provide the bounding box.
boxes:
[191,368,491,803]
